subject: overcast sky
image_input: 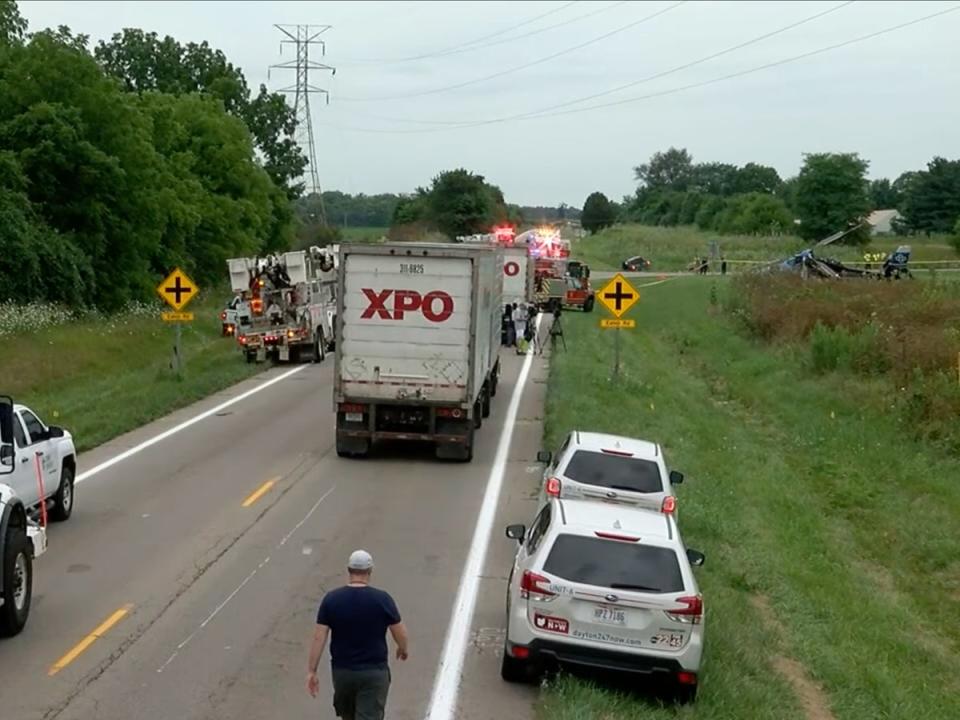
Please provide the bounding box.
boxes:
[17,0,960,207]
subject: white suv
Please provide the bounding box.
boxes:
[537,431,684,515]
[502,498,706,702]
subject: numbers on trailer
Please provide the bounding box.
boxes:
[400,263,425,274]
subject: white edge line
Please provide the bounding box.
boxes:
[76,365,307,484]
[424,316,541,720]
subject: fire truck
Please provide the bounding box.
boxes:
[228,247,337,364]
[533,258,594,313]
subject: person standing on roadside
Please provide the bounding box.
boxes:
[307,550,409,720]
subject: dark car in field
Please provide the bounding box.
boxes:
[622,256,651,271]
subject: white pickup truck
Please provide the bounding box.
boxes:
[1,396,74,636]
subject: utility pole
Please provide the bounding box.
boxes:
[269,24,335,225]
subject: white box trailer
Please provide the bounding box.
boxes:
[334,243,503,462]
[502,246,534,307]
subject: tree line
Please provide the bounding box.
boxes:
[581,146,960,246]
[0,1,303,310]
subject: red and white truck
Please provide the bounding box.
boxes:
[334,243,503,462]
[502,246,534,308]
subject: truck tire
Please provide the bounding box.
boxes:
[245,350,256,364]
[490,363,499,397]
[482,387,491,419]
[313,329,325,363]
[0,526,31,637]
[473,401,482,429]
[50,462,75,522]
[583,295,595,313]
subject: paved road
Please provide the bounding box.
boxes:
[1,351,546,720]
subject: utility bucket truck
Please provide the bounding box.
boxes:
[334,243,503,462]
[228,247,337,364]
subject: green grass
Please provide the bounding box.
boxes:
[340,226,387,243]
[1,292,264,452]
[537,276,960,720]
[574,224,958,272]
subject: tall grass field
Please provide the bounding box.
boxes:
[537,275,960,720]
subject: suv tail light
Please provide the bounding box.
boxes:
[545,477,561,497]
[520,571,556,600]
[661,496,676,514]
[666,595,703,624]
[677,671,697,685]
[594,531,639,542]
[601,448,633,457]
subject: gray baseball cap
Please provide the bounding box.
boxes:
[348,549,374,571]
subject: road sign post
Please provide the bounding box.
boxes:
[596,273,640,382]
[156,268,199,379]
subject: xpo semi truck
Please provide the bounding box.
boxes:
[502,245,534,308]
[334,243,503,462]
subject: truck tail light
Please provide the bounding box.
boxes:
[520,571,556,600]
[436,407,463,419]
[220,311,226,321]
[238,335,247,345]
[666,595,703,624]
[340,403,366,414]
[545,477,561,497]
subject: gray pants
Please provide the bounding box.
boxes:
[331,667,391,720]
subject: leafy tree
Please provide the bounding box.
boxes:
[679,192,705,225]
[426,169,500,238]
[735,163,782,195]
[694,195,725,230]
[777,176,799,213]
[634,147,694,191]
[714,193,793,235]
[867,178,900,210]
[0,0,26,45]
[391,193,428,226]
[794,153,871,243]
[95,29,304,197]
[899,157,960,235]
[581,191,616,234]
[691,162,738,196]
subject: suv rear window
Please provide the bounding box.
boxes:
[543,535,683,593]
[562,450,663,493]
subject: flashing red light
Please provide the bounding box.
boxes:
[661,496,677,514]
[545,477,562,497]
[220,311,226,321]
[238,335,247,345]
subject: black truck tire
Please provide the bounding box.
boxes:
[482,387,491,419]
[50,463,75,522]
[583,295,595,313]
[313,329,325,363]
[0,526,32,637]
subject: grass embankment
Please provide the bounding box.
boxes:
[574,224,958,273]
[537,277,960,720]
[1,292,263,452]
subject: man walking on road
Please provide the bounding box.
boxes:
[307,550,409,720]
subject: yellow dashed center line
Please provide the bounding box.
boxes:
[49,604,134,676]
[242,478,278,508]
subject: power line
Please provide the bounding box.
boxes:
[320,3,960,135]
[337,1,580,64]
[358,0,854,126]
[337,1,686,102]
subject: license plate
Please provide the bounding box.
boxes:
[345,412,363,423]
[594,606,626,625]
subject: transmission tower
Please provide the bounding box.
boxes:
[269,24,335,224]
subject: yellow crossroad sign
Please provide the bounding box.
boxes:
[161,311,194,322]
[600,318,636,329]
[597,273,639,318]
[156,268,198,311]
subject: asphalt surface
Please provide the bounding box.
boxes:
[0,349,548,720]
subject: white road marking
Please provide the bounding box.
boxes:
[157,484,336,672]
[424,321,540,720]
[76,365,307,485]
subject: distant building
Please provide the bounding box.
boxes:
[867,209,901,235]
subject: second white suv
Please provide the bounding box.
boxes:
[501,498,706,702]
[537,431,685,515]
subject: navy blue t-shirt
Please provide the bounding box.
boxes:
[316,585,402,670]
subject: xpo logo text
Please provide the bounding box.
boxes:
[360,289,455,323]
